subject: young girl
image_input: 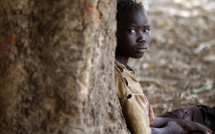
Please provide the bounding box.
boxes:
[115,0,213,134]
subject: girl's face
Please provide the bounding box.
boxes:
[116,9,151,59]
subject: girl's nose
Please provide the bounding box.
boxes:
[137,34,146,42]
[138,37,146,42]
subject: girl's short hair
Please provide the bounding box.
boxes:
[116,0,144,21]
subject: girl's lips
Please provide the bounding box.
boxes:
[135,48,147,53]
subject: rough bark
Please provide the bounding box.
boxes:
[0,0,129,134]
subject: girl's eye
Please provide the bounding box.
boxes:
[129,29,136,34]
[144,29,150,33]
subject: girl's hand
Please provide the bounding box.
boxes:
[182,121,212,134]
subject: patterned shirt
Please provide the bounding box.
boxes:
[114,60,154,134]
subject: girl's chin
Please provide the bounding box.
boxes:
[131,53,144,59]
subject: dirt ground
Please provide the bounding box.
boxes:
[129,0,215,115]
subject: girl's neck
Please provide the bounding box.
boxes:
[115,54,129,66]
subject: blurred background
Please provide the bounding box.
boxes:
[130,0,215,115]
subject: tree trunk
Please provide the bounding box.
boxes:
[0,0,129,133]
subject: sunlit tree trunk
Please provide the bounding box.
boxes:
[0,0,129,133]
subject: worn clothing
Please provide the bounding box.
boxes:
[114,60,154,134]
[159,105,215,134]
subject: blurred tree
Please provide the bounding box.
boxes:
[0,0,128,134]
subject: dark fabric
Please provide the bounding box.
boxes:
[198,105,215,133]
[158,105,215,134]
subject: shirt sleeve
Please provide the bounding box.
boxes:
[115,70,151,134]
[120,94,152,134]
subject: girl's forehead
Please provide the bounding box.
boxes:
[119,10,149,26]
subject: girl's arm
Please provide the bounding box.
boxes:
[151,121,183,134]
